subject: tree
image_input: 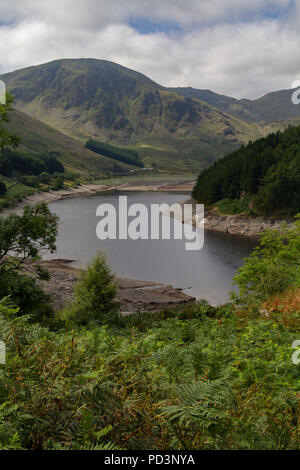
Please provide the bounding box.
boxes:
[63,253,119,325]
[19,175,40,188]
[0,202,58,318]
[52,174,64,190]
[0,202,58,274]
[39,171,51,184]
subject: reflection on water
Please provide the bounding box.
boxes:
[47,192,256,305]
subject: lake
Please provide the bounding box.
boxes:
[47,192,256,305]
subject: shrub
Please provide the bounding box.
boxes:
[0,271,53,320]
[232,215,300,310]
[39,171,51,184]
[51,174,64,190]
[62,253,119,325]
[19,175,40,188]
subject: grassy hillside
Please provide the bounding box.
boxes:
[0,59,262,172]
[3,59,300,173]
[5,108,131,177]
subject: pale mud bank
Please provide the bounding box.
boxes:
[38,259,195,315]
[1,184,109,217]
[182,199,295,238]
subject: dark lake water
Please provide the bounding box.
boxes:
[47,192,256,305]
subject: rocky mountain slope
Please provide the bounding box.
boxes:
[2,59,300,172]
[0,59,262,172]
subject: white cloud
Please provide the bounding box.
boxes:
[0,0,299,98]
[0,0,292,27]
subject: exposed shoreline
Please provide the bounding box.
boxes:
[0,180,195,217]
[38,259,195,315]
[4,178,291,240]
[202,208,294,238]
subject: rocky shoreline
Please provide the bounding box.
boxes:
[202,208,294,238]
[179,199,295,238]
[38,259,195,315]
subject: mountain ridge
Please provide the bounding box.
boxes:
[169,86,300,123]
[1,58,300,171]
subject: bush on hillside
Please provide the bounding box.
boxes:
[39,171,51,184]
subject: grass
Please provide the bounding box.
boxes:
[0,177,35,211]
[5,109,132,178]
[212,196,251,215]
[93,172,195,187]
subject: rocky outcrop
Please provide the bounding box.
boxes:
[200,208,294,238]
[178,198,295,237]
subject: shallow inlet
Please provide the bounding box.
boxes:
[46,192,256,305]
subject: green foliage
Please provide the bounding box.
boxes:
[0,179,35,212]
[232,216,300,309]
[86,139,144,168]
[0,272,53,320]
[0,148,64,178]
[0,303,123,450]
[62,253,119,326]
[39,171,51,184]
[51,173,64,190]
[193,124,300,216]
[0,182,7,195]
[0,203,58,318]
[19,175,40,188]
[0,203,299,450]
[0,294,299,450]
[214,195,251,215]
[0,202,58,267]
[0,93,20,151]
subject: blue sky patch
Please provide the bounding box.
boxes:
[129,17,182,34]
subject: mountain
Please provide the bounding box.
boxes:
[169,87,300,124]
[0,59,262,172]
[2,58,300,173]
[5,108,131,177]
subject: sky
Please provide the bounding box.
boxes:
[0,0,299,98]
